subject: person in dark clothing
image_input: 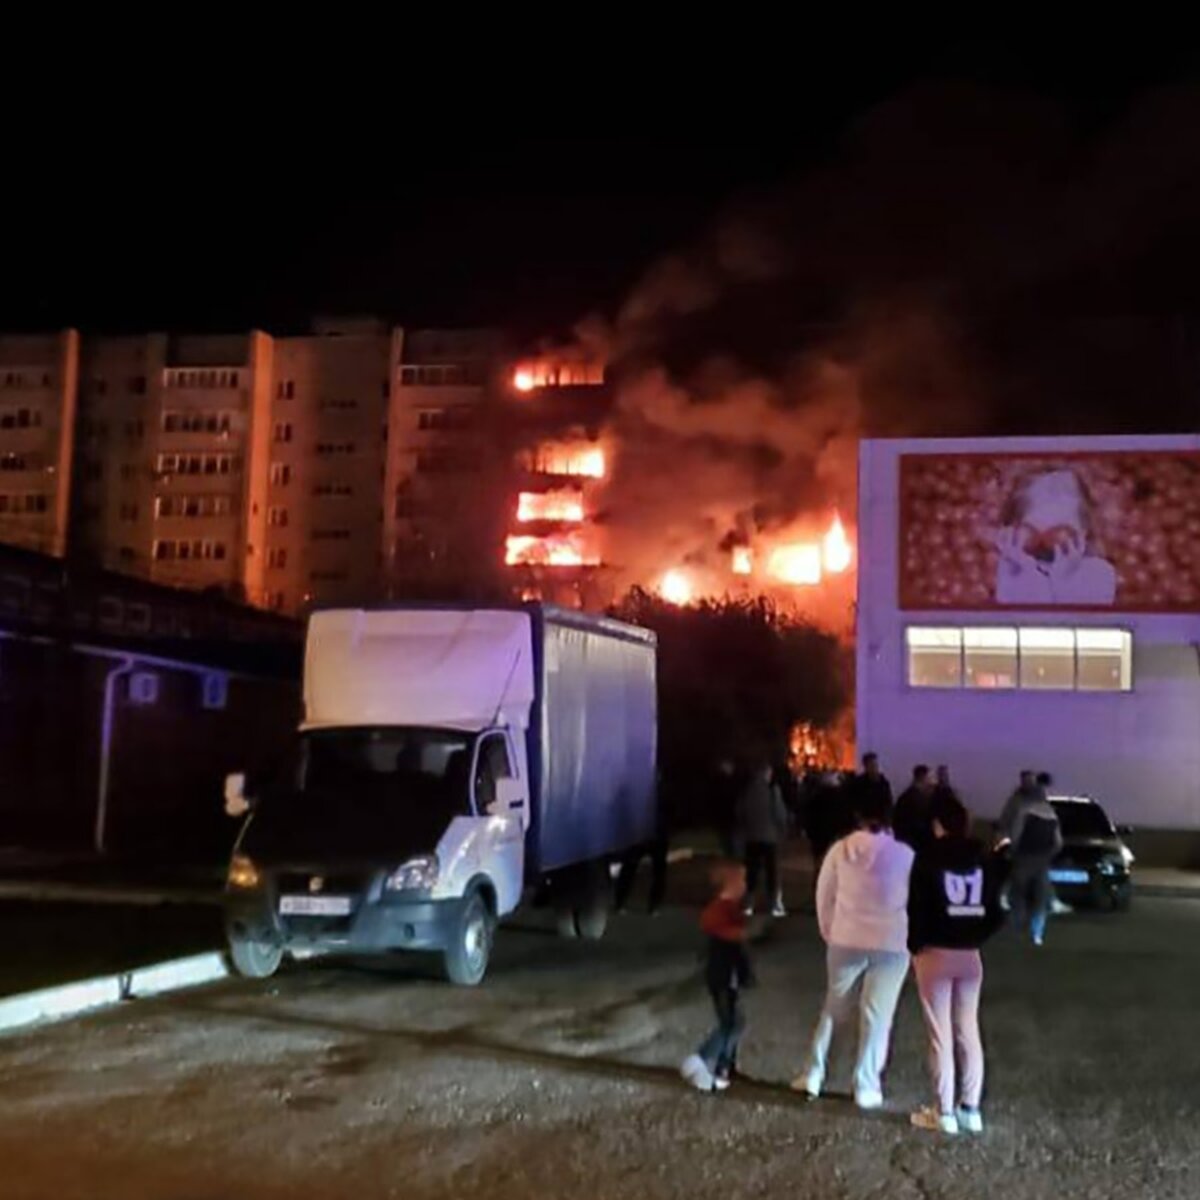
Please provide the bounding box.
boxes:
[894,764,936,854]
[1009,793,1063,946]
[680,862,754,1092]
[615,779,670,914]
[736,762,790,917]
[849,752,894,824]
[712,759,741,857]
[907,792,1006,1135]
[933,764,958,805]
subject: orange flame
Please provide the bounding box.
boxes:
[513,369,535,393]
[822,513,852,574]
[517,490,585,523]
[659,569,693,606]
[505,534,597,568]
[731,546,753,576]
[527,442,606,479]
[767,543,822,586]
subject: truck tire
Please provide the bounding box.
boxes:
[226,930,283,979]
[443,893,494,986]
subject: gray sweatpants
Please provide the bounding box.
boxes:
[805,944,910,1100]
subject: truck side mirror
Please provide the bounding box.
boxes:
[224,772,252,818]
[488,777,526,817]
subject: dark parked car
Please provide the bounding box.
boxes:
[1048,795,1135,910]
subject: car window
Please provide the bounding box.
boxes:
[1051,801,1115,839]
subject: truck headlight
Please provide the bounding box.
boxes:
[1120,845,1135,867]
[385,855,439,892]
[227,854,262,889]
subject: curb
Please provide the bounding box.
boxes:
[0,951,229,1037]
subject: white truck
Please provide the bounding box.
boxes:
[223,604,658,984]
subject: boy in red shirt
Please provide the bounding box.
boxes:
[681,862,754,1092]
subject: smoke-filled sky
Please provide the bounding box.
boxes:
[578,81,1200,605]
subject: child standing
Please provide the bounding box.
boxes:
[907,792,1006,1135]
[681,862,754,1092]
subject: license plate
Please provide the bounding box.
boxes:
[279,895,352,916]
[1049,869,1089,885]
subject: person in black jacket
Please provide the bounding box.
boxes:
[894,763,935,854]
[907,791,1005,1136]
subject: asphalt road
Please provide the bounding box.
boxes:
[1,883,1197,1200]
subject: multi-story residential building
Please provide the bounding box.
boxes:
[0,330,79,558]
[258,318,391,612]
[383,328,509,600]
[2,322,615,615]
[75,332,272,597]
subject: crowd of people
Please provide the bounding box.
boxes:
[678,754,1066,1137]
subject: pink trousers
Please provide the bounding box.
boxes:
[913,947,984,1114]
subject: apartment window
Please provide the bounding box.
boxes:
[311,528,351,541]
[905,626,1132,693]
[0,453,28,472]
[269,462,291,487]
[119,502,139,522]
[129,376,147,395]
[154,538,226,562]
[315,441,356,456]
[267,506,288,527]
[274,422,293,444]
[277,380,295,400]
[319,398,358,412]
[267,547,288,569]
[313,482,353,498]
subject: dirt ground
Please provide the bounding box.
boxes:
[1,878,1197,1200]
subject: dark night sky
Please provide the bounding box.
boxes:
[2,36,1197,338]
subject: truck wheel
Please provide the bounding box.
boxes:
[555,903,580,939]
[444,893,494,986]
[226,930,283,979]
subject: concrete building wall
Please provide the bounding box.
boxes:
[0,330,78,557]
[260,325,390,612]
[857,434,1200,834]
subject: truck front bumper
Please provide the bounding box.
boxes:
[225,891,467,956]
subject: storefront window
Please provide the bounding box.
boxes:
[906,627,962,687]
[1019,628,1076,690]
[964,627,1018,689]
[1076,628,1132,692]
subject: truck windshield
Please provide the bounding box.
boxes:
[301,727,473,815]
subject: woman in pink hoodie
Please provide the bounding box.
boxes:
[792,784,915,1109]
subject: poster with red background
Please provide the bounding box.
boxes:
[898,451,1200,611]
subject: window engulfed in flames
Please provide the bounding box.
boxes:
[523,442,606,479]
[516,489,585,523]
[505,534,599,568]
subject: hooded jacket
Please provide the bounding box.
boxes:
[736,775,789,845]
[815,829,915,954]
[908,836,1006,954]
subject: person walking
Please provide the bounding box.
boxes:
[680,861,754,1092]
[907,791,1006,1135]
[793,787,915,1110]
[1008,789,1063,946]
[933,764,958,805]
[737,761,789,917]
[894,764,936,855]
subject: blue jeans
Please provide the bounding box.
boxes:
[698,986,744,1076]
[806,945,910,1099]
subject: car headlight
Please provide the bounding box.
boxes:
[1120,845,1135,867]
[385,855,439,892]
[227,854,262,890]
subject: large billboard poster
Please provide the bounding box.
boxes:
[898,451,1200,611]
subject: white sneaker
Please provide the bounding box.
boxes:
[855,1088,884,1111]
[680,1055,715,1092]
[771,898,787,918]
[742,902,755,918]
[957,1107,984,1134]
[911,1106,959,1134]
[711,1073,732,1092]
[1032,932,1045,947]
[790,1067,823,1099]
[1050,896,1072,915]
